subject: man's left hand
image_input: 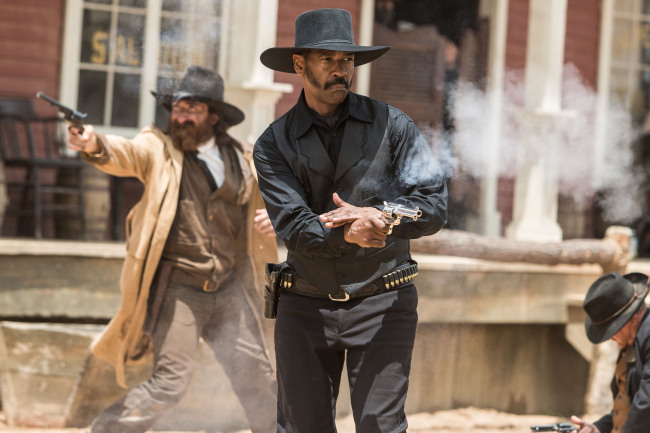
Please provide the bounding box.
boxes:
[319,193,387,228]
[319,193,391,248]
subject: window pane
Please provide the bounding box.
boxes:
[644,0,650,15]
[612,18,634,64]
[159,17,220,71]
[610,68,629,103]
[78,70,107,125]
[199,0,221,15]
[162,0,183,12]
[119,0,147,7]
[86,0,111,4]
[80,9,111,65]
[188,17,220,69]
[112,73,141,127]
[615,0,636,13]
[640,21,650,65]
[116,12,145,67]
[160,17,185,72]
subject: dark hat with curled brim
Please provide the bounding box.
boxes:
[583,272,649,344]
[150,65,244,127]
[260,8,391,74]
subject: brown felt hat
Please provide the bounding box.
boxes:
[150,65,244,127]
[260,8,390,74]
[583,272,649,344]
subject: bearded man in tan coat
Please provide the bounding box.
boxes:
[67,66,277,433]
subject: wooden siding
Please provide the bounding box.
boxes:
[565,0,600,89]
[0,0,65,117]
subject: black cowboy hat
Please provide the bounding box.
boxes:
[260,8,391,74]
[583,272,649,344]
[150,65,245,127]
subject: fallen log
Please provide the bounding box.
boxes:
[410,225,632,274]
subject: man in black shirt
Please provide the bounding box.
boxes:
[254,8,448,433]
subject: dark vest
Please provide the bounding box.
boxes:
[271,94,412,294]
[162,143,245,284]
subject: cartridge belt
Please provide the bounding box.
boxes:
[169,267,220,293]
[281,260,418,302]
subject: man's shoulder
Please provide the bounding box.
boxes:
[257,105,298,143]
[349,92,389,112]
[350,92,408,121]
[271,104,298,127]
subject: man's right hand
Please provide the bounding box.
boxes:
[570,415,600,433]
[67,124,99,154]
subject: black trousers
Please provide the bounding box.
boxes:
[274,284,418,433]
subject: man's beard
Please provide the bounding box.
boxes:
[169,119,214,152]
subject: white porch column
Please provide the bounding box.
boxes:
[593,0,614,186]
[505,0,567,242]
[478,0,508,237]
[220,0,292,145]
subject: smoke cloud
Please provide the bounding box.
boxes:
[415,63,645,228]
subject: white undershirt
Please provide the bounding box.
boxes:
[196,137,225,188]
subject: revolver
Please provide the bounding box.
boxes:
[531,423,577,432]
[382,201,422,235]
[36,91,87,134]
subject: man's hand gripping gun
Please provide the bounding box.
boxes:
[382,201,422,235]
[531,423,577,432]
[36,92,87,134]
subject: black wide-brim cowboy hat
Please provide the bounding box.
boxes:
[260,8,391,74]
[583,272,649,344]
[151,65,245,127]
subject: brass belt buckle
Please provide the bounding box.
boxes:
[328,292,350,302]
[203,280,219,292]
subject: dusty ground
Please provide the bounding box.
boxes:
[0,407,573,433]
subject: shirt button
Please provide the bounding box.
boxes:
[208,215,214,220]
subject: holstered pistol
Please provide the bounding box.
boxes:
[264,263,282,319]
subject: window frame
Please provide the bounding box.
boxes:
[59,0,228,136]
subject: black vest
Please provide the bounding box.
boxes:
[271,94,412,295]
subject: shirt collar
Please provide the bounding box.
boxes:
[196,136,217,155]
[294,90,372,139]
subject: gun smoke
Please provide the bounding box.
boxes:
[403,63,644,230]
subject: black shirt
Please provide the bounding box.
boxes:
[296,91,349,166]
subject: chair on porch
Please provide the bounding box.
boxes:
[0,97,87,239]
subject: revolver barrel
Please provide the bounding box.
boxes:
[382,201,422,234]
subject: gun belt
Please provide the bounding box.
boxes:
[280,260,418,302]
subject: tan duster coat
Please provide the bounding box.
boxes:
[82,126,277,387]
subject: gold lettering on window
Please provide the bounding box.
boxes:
[91,30,108,64]
[116,35,141,66]
[640,22,650,55]
[160,42,186,71]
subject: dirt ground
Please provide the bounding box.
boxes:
[0,407,573,433]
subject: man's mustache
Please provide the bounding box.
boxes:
[173,120,196,129]
[324,77,349,90]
